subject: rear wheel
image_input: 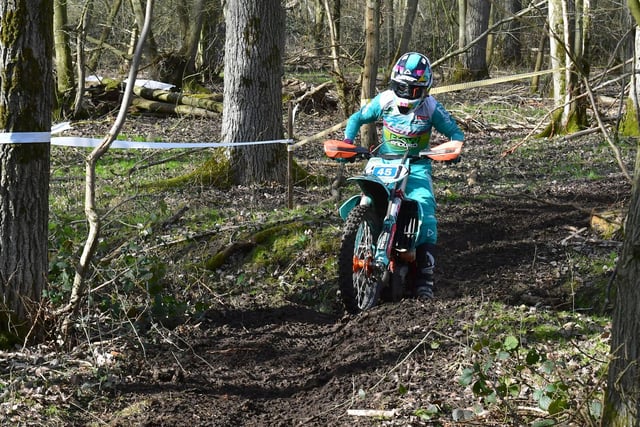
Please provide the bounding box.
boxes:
[338,204,382,313]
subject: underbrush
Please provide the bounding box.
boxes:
[32,95,634,424]
[47,142,344,331]
[458,302,609,426]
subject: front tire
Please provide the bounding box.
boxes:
[338,204,383,313]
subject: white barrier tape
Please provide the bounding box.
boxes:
[51,122,73,134]
[0,132,51,144]
[2,122,292,148]
[431,68,564,94]
[50,136,293,149]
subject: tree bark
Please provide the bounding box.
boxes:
[502,0,522,64]
[464,0,490,79]
[87,0,123,71]
[603,147,640,425]
[602,3,640,424]
[221,0,287,185]
[53,0,75,109]
[360,0,380,148]
[388,0,418,71]
[133,86,223,112]
[545,0,590,135]
[0,0,53,343]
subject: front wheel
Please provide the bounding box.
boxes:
[338,204,383,313]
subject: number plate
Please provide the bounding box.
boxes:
[372,166,399,178]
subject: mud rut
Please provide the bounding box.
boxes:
[76,122,630,426]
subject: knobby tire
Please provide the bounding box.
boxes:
[338,204,383,313]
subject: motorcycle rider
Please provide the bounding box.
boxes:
[342,52,464,299]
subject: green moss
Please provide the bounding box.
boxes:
[146,156,232,190]
[448,61,474,84]
[620,97,640,136]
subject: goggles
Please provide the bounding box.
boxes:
[390,80,427,100]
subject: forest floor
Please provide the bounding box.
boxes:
[0,82,634,426]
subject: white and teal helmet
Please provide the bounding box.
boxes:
[390,52,433,111]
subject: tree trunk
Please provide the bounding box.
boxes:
[313,0,326,56]
[73,0,92,119]
[130,0,158,59]
[602,3,640,424]
[360,0,381,148]
[389,0,418,71]
[464,0,490,79]
[323,0,351,116]
[502,0,522,64]
[197,0,224,82]
[458,0,467,51]
[0,0,53,344]
[602,171,640,422]
[384,0,395,65]
[545,0,590,135]
[53,0,75,111]
[221,0,287,185]
[87,0,123,71]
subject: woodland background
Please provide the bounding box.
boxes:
[1,0,640,425]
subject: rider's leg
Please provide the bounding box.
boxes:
[406,163,438,298]
[415,243,435,299]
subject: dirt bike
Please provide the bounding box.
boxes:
[324,139,463,313]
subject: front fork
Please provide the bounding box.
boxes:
[374,192,403,272]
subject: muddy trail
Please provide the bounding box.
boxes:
[1,87,632,426]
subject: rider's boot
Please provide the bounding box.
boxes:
[415,243,435,299]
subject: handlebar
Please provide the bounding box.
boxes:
[323,139,463,162]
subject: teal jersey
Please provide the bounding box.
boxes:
[344,91,464,156]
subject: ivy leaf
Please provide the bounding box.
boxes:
[526,348,540,365]
[548,398,568,415]
[503,335,519,351]
[589,400,602,418]
[538,394,552,411]
[459,368,474,386]
[398,384,408,395]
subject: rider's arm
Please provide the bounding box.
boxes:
[431,100,464,141]
[344,95,384,142]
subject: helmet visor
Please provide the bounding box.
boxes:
[391,80,426,100]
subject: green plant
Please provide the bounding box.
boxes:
[460,309,608,425]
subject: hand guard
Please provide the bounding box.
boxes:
[444,155,462,165]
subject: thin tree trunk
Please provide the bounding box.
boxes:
[389,0,418,70]
[458,0,467,51]
[53,0,75,111]
[324,0,350,116]
[360,0,381,148]
[87,0,123,71]
[384,0,395,64]
[73,0,92,118]
[58,0,154,338]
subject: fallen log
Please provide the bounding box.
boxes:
[133,86,223,112]
[131,97,219,118]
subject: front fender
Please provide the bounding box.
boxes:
[338,195,362,220]
[340,175,390,220]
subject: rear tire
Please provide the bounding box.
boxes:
[338,204,382,313]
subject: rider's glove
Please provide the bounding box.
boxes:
[335,156,355,164]
[444,155,462,165]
